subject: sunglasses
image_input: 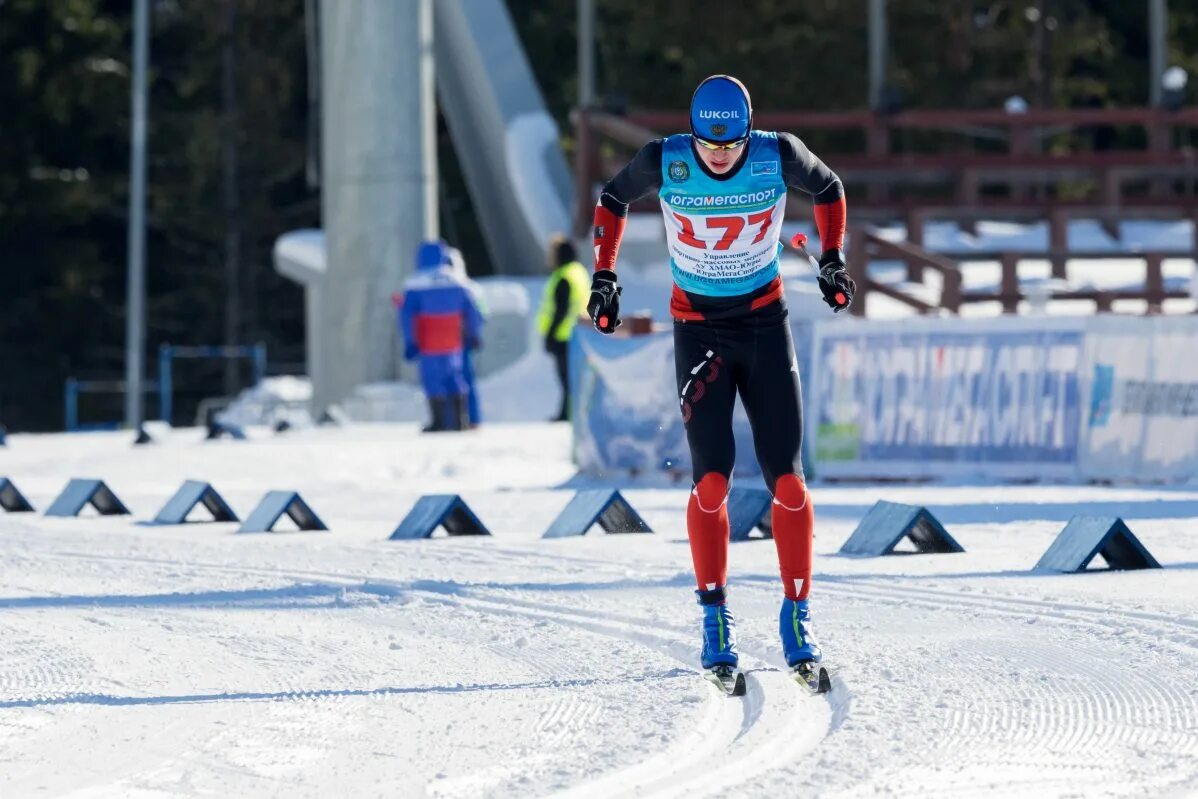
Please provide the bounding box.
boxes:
[694,136,748,152]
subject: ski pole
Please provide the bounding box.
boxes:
[789,232,846,307]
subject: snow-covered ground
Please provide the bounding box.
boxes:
[2,424,1197,797]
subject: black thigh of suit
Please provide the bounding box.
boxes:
[673,302,803,492]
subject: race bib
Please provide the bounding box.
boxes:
[660,192,787,295]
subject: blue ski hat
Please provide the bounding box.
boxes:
[416,240,450,271]
[690,75,752,143]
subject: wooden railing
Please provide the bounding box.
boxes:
[622,107,1198,152]
[845,229,963,316]
[946,250,1192,314]
[572,106,1198,317]
[904,206,1198,281]
[846,232,1196,316]
[573,107,1198,234]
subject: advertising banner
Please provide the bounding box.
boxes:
[1081,316,1198,481]
[571,324,813,480]
[574,312,1198,484]
[811,318,1086,479]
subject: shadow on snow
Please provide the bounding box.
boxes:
[0,582,398,611]
[0,668,693,710]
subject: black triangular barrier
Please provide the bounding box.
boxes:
[154,480,239,524]
[45,479,131,517]
[543,490,653,538]
[317,407,346,426]
[1035,516,1161,573]
[0,478,34,513]
[206,421,247,441]
[237,491,327,533]
[203,407,247,441]
[728,487,773,542]
[839,500,963,556]
[389,495,490,540]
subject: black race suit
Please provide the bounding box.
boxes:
[598,134,843,490]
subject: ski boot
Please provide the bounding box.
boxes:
[780,597,830,694]
[698,587,744,696]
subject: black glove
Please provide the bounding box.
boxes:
[586,268,622,334]
[817,249,855,313]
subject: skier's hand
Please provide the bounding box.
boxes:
[817,249,855,313]
[587,268,622,334]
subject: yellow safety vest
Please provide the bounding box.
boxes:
[537,261,591,342]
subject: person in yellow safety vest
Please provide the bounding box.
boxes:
[537,235,591,422]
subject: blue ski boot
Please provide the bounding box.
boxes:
[780,597,830,693]
[779,597,821,665]
[697,587,744,695]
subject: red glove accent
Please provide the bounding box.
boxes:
[593,203,627,273]
[812,195,846,252]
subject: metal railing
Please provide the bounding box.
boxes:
[158,343,267,425]
[64,379,160,432]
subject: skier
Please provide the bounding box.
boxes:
[399,240,485,432]
[586,75,853,693]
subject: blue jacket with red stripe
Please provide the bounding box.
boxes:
[399,266,484,357]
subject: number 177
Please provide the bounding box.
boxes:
[673,209,774,251]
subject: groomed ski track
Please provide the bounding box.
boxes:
[1,423,1197,797]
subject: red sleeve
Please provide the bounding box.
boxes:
[593,203,627,272]
[813,195,846,252]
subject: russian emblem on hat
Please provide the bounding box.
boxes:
[689,75,752,142]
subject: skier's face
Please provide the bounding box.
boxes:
[694,136,746,174]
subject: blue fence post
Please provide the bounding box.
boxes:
[252,342,267,386]
[159,344,172,424]
[65,378,79,432]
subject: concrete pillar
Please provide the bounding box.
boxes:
[316,0,436,414]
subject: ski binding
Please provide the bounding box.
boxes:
[703,664,746,696]
[790,661,831,694]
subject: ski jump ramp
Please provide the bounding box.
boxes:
[434,0,573,275]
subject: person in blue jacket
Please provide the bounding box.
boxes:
[398,241,485,432]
